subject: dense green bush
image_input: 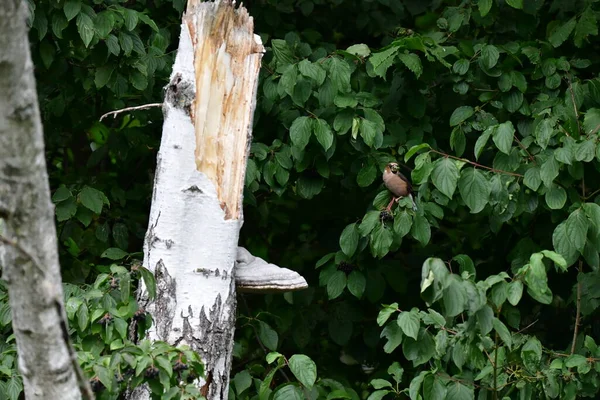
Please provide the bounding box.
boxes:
[2,0,600,399]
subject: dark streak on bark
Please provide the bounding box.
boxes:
[195,278,236,399]
[153,260,177,340]
[164,73,195,116]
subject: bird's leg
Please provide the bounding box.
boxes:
[385,197,397,211]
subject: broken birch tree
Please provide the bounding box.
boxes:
[0,2,92,399]
[133,1,305,399]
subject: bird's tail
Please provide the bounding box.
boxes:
[409,193,418,211]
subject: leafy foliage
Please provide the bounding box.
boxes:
[3,0,600,399]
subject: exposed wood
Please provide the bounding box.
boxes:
[185,0,264,220]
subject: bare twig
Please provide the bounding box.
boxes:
[571,260,583,355]
[429,149,524,177]
[514,137,536,165]
[516,319,538,334]
[99,103,163,121]
[565,73,581,135]
[493,330,499,400]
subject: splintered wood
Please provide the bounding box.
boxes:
[183,0,264,220]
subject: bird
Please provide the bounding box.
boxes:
[383,162,417,211]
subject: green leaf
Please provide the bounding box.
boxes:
[541,250,568,271]
[507,281,523,306]
[574,9,598,48]
[453,59,470,75]
[258,321,278,351]
[397,311,420,340]
[357,162,377,187]
[79,186,108,214]
[549,17,577,48]
[94,11,115,38]
[346,43,371,57]
[545,184,567,210]
[101,248,128,260]
[411,215,431,246]
[51,13,68,39]
[359,211,380,236]
[565,209,589,251]
[334,94,358,108]
[370,379,392,390]
[327,270,347,299]
[404,143,431,162]
[64,0,81,21]
[377,303,398,326]
[340,223,359,257]
[95,66,114,89]
[398,53,422,78]
[289,354,317,389]
[290,117,313,150]
[505,0,523,9]
[474,128,493,160]
[524,167,541,191]
[492,121,514,155]
[347,271,366,299]
[583,108,600,134]
[423,375,447,400]
[327,58,352,93]
[393,210,413,238]
[369,46,400,78]
[123,9,139,31]
[360,119,378,147]
[478,0,492,17]
[76,13,95,47]
[381,324,403,353]
[540,156,559,188]
[576,140,596,162]
[297,175,323,199]
[446,381,474,400]
[371,225,393,258]
[271,39,294,65]
[334,110,353,135]
[535,119,555,150]
[233,371,252,395]
[492,318,512,349]
[314,119,333,151]
[273,385,303,400]
[553,222,578,267]
[481,45,500,69]
[450,127,466,157]
[432,158,460,198]
[449,106,474,127]
[106,34,120,56]
[458,168,490,213]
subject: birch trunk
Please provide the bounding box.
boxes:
[132,1,264,399]
[0,2,91,399]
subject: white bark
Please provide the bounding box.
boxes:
[0,2,91,399]
[133,1,264,399]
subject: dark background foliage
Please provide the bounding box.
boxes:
[1,0,600,399]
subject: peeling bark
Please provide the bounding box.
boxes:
[0,2,91,399]
[133,1,264,399]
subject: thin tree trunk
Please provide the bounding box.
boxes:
[0,2,91,399]
[132,1,264,399]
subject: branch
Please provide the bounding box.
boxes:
[566,73,582,135]
[429,149,524,177]
[0,235,93,399]
[99,103,163,121]
[571,260,583,354]
[514,137,536,165]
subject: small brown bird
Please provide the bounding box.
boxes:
[383,162,417,211]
